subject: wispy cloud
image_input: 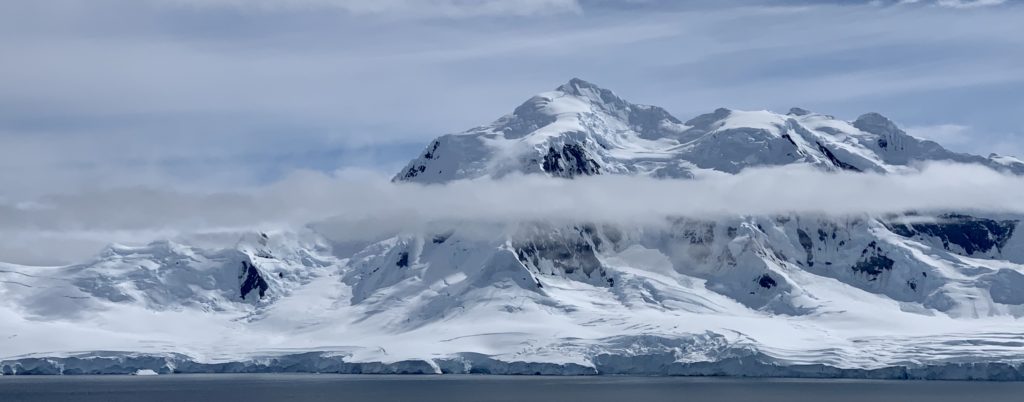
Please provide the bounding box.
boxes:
[158,0,581,17]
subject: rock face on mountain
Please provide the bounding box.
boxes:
[3,79,1024,379]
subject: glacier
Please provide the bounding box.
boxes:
[3,79,1024,379]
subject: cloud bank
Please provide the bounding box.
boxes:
[2,163,1022,265]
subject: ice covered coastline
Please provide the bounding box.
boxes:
[5,335,1024,381]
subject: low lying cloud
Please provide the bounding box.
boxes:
[2,163,1023,265]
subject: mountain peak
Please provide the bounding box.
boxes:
[552,77,684,140]
[553,77,630,110]
[555,77,605,94]
[684,107,733,129]
[853,112,902,136]
[787,107,812,116]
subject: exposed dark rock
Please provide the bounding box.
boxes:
[396,252,410,268]
[888,214,1018,256]
[423,141,441,160]
[514,228,605,283]
[797,229,814,267]
[542,142,601,178]
[401,165,427,179]
[758,274,777,289]
[781,133,798,148]
[851,241,895,280]
[816,142,861,172]
[239,261,269,300]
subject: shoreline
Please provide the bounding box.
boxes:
[3,353,1023,381]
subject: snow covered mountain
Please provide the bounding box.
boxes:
[396,78,1023,181]
[3,79,1024,379]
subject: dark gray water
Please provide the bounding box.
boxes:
[2,374,1023,402]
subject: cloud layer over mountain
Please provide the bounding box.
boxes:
[2,162,1020,265]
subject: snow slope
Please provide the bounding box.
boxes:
[3,79,1024,379]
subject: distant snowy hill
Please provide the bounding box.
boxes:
[3,79,1024,379]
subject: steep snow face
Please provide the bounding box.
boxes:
[395,79,1022,182]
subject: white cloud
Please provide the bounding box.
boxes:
[936,0,1007,8]
[3,163,1023,265]
[159,0,581,17]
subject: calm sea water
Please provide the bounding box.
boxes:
[2,374,1023,402]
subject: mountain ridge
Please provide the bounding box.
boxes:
[396,78,1022,182]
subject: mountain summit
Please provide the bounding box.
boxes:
[396,79,1022,182]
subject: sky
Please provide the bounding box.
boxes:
[1,0,1022,197]
[1,0,1022,264]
